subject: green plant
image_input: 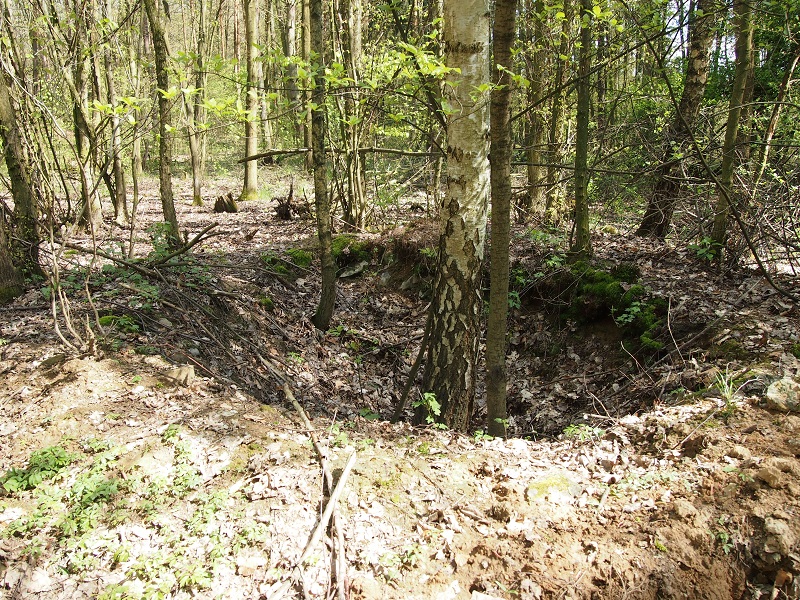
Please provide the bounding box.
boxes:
[287,351,304,364]
[358,408,381,420]
[413,392,446,428]
[0,446,77,493]
[508,290,521,309]
[791,343,800,359]
[712,528,734,555]
[563,424,605,442]
[613,300,644,325]
[474,430,493,442]
[329,424,350,448]
[688,237,721,261]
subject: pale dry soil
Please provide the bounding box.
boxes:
[1,175,800,600]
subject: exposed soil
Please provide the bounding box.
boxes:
[1,173,800,600]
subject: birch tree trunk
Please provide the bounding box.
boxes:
[421,0,490,432]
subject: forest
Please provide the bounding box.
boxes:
[1,0,800,598]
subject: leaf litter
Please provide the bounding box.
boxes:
[0,175,799,599]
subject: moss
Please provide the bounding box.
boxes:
[791,343,800,359]
[285,248,312,268]
[611,262,641,283]
[257,295,275,311]
[708,339,751,361]
[331,235,371,266]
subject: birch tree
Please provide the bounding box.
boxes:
[421,0,490,432]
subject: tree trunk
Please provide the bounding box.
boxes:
[754,47,800,187]
[571,0,592,258]
[188,0,209,206]
[636,0,714,239]
[545,0,572,222]
[710,0,752,252]
[104,38,128,225]
[0,205,23,304]
[143,0,182,244]
[521,0,546,220]
[302,0,313,170]
[242,0,260,200]
[486,0,517,438]
[310,0,336,330]
[72,1,102,233]
[421,0,490,432]
[336,0,366,227]
[0,68,42,278]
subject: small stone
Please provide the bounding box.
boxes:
[236,551,267,576]
[672,498,698,522]
[727,445,751,461]
[764,517,796,556]
[765,377,800,412]
[787,438,800,456]
[165,365,194,386]
[757,466,784,489]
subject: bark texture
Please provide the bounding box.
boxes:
[242,0,260,200]
[0,69,41,278]
[143,0,181,244]
[710,0,752,250]
[486,0,517,437]
[310,0,336,330]
[571,0,592,257]
[421,0,490,432]
[636,0,714,238]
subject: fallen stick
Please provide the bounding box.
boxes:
[269,448,357,600]
[282,383,353,600]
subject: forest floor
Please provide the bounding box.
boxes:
[1,171,800,600]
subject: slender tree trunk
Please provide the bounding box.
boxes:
[486,0,517,438]
[421,0,490,432]
[72,1,102,233]
[242,0,260,200]
[710,0,752,252]
[143,0,181,244]
[521,0,546,220]
[336,0,365,227]
[571,0,592,257]
[302,0,313,169]
[285,0,300,108]
[310,0,336,330]
[636,0,714,238]
[754,47,800,187]
[127,0,144,257]
[545,0,571,222]
[261,0,274,148]
[104,40,128,225]
[188,0,208,206]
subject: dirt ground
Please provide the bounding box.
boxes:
[1,174,800,599]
